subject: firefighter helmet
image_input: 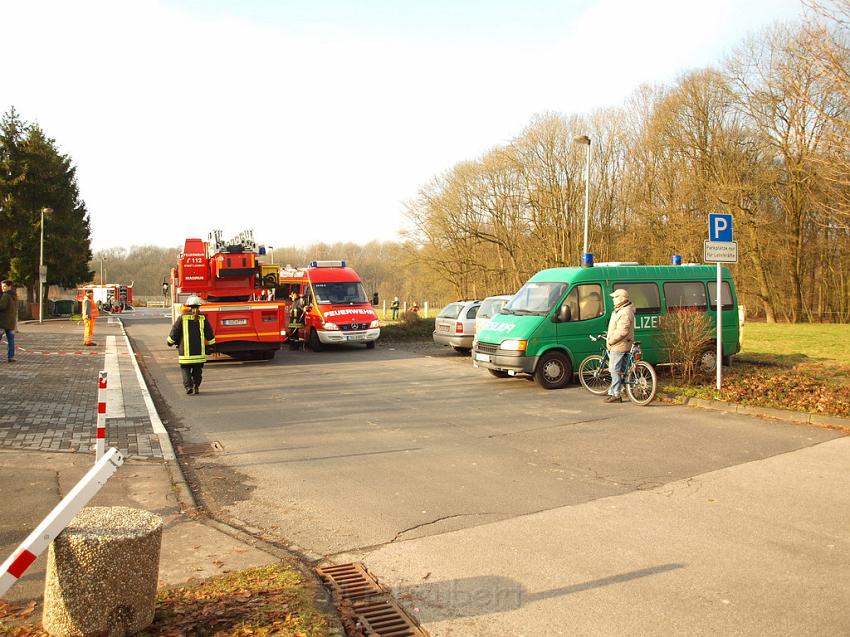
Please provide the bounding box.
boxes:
[185,295,204,307]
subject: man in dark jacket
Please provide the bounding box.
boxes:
[167,295,216,395]
[0,280,18,363]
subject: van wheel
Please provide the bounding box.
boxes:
[308,329,323,352]
[698,347,717,374]
[488,369,510,378]
[365,341,376,349]
[535,351,572,389]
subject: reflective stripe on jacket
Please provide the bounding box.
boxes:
[167,314,216,364]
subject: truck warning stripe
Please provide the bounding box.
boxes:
[214,332,283,339]
[200,304,284,312]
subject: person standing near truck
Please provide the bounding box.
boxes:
[167,295,216,395]
[604,288,635,403]
[82,289,99,346]
[391,296,400,320]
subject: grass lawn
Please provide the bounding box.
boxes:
[741,322,850,366]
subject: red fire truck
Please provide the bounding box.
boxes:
[171,230,287,359]
[279,260,380,350]
[76,283,134,313]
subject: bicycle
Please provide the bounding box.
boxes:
[578,334,658,406]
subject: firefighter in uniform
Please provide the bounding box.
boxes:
[82,290,99,346]
[167,295,216,395]
[288,289,305,346]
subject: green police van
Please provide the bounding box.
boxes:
[471,263,740,389]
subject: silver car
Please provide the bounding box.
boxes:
[433,300,481,354]
[474,294,513,337]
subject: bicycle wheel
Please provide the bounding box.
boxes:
[578,355,611,395]
[625,361,657,406]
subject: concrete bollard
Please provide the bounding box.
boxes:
[42,506,163,637]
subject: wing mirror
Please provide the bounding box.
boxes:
[555,304,572,322]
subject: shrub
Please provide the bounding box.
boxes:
[659,309,712,385]
[402,310,420,326]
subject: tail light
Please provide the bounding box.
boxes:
[456,322,463,333]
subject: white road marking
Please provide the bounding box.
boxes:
[104,336,126,418]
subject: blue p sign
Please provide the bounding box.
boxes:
[709,213,733,242]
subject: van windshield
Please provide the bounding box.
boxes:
[312,282,369,305]
[504,282,567,315]
[479,298,508,318]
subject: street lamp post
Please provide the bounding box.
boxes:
[268,246,275,263]
[100,257,106,285]
[573,135,592,265]
[39,208,52,324]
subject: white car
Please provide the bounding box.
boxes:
[433,300,481,354]
[474,294,513,337]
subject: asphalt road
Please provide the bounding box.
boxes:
[126,317,849,636]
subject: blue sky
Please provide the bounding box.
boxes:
[2,0,804,252]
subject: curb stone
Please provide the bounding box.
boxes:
[659,392,850,431]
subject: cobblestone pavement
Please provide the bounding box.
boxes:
[0,319,164,458]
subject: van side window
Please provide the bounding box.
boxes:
[707,281,734,310]
[613,282,660,314]
[664,282,707,311]
[577,284,604,320]
[563,288,579,321]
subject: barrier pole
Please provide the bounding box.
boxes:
[0,448,124,597]
[96,371,107,462]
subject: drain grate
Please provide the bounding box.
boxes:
[177,441,223,456]
[316,563,429,636]
[352,598,428,637]
[316,562,384,600]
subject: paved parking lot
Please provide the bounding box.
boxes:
[124,319,850,635]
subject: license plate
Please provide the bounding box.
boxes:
[222,318,248,326]
[346,333,365,341]
[438,324,450,332]
[474,352,490,362]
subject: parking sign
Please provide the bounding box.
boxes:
[709,213,733,242]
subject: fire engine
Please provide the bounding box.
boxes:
[279,260,380,350]
[171,230,287,359]
[76,283,134,313]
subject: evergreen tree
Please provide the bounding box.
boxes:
[0,108,93,304]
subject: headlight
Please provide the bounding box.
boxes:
[323,322,339,330]
[370,319,380,328]
[500,339,527,351]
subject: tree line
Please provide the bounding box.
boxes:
[404,7,850,323]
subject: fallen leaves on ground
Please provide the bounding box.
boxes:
[1,564,333,637]
[661,360,850,418]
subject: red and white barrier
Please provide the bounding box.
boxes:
[96,371,107,461]
[0,447,124,598]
